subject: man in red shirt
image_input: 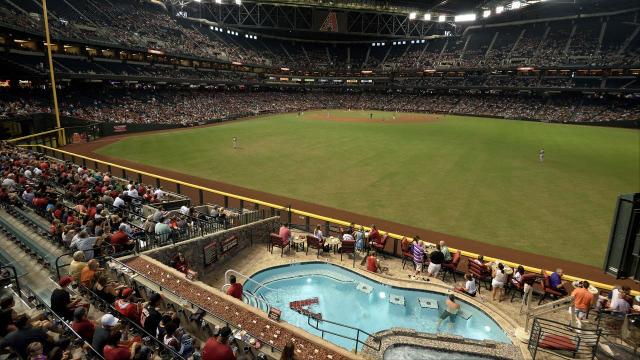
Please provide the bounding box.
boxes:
[71,307,95,343]
[114,288,140,323]
[366,251,380,273]
[110,224,134,251]
[202,326,236,360]
[226,276,243,301]
[103,331,138,360]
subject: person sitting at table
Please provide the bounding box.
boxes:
[549,268,567,295]
[454,274,477,297]
[278,224,291,242]
[606,287,631,314]
[440,241,452,263]
[513,265,525,283]
[367,225,380,248]
[342,230,354,242]
[597,286,632,313]
[427,244,445,278]
[491,263,508,302]
[313,225,324,242]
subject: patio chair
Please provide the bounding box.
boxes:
[468,260,493,290]
[509,273,538,303]
[306,235,324,258]
[400,238,413,269]
[270,233,290,257]
[371,234,388,258]
[340,240,356,267]
[440,250,461,282]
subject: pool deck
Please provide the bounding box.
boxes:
[198,229,555,359]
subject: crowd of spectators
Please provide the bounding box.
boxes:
[2,88,638,125]
[1,0,638,72]
[1,141,277,359]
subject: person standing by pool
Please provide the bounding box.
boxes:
[427,244,445,278]
[354,226,366,252]
[411,237,425,280]
[436,294,460,329]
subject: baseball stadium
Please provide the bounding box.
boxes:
[0,0,639,359]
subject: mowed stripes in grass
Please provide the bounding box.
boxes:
[96,110,640,266]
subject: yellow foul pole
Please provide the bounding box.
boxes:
[41,0,65,146]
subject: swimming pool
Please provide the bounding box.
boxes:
[244,262,510,351]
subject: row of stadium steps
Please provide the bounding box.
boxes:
[0,212,60,302]
[0,206,200,358]
[0,206,64,268]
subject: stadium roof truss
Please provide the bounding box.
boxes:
[170,0,456,39]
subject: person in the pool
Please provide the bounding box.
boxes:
[436,294,460,329]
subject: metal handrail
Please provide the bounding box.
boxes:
[0,265,21,298]
[224,269,283,301]
[75,282,186,360]
[306,315,381,354]
[109,258,282,353]
[55,247,135,280]
[22,285,105,359]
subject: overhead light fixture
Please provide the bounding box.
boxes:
[235,0,242,4]
[438,15,446,22]
[454,14,476,22]
[496,6,504,14]
[409,12,416,20]
[512,1,521,10]
[424,13,431,21]
[483,10,491,18]
[215,0,222,4]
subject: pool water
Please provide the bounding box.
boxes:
[244,262,510,351]
[384,346,496,360]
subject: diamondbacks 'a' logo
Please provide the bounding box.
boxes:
[320,12,338,32]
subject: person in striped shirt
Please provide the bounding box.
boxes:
[411,236,425,280]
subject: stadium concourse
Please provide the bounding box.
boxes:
[1,0,640,359]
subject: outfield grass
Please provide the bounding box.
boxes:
[96,110,640,266]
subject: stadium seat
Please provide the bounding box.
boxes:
[339,240,356,267]
[270,233,290,257]
[440,250,461,282]
[306,235,324,258]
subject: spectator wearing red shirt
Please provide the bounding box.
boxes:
[103,331,137,360]
[110,224,133,251]
[71,307,95,343]
[278,224,291,242]
[368,225,381,246]
[366,251,379,273]
[202,326,236,360]
[66,210,77,225]
[114,288,140,323]
[226,275,243,301]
